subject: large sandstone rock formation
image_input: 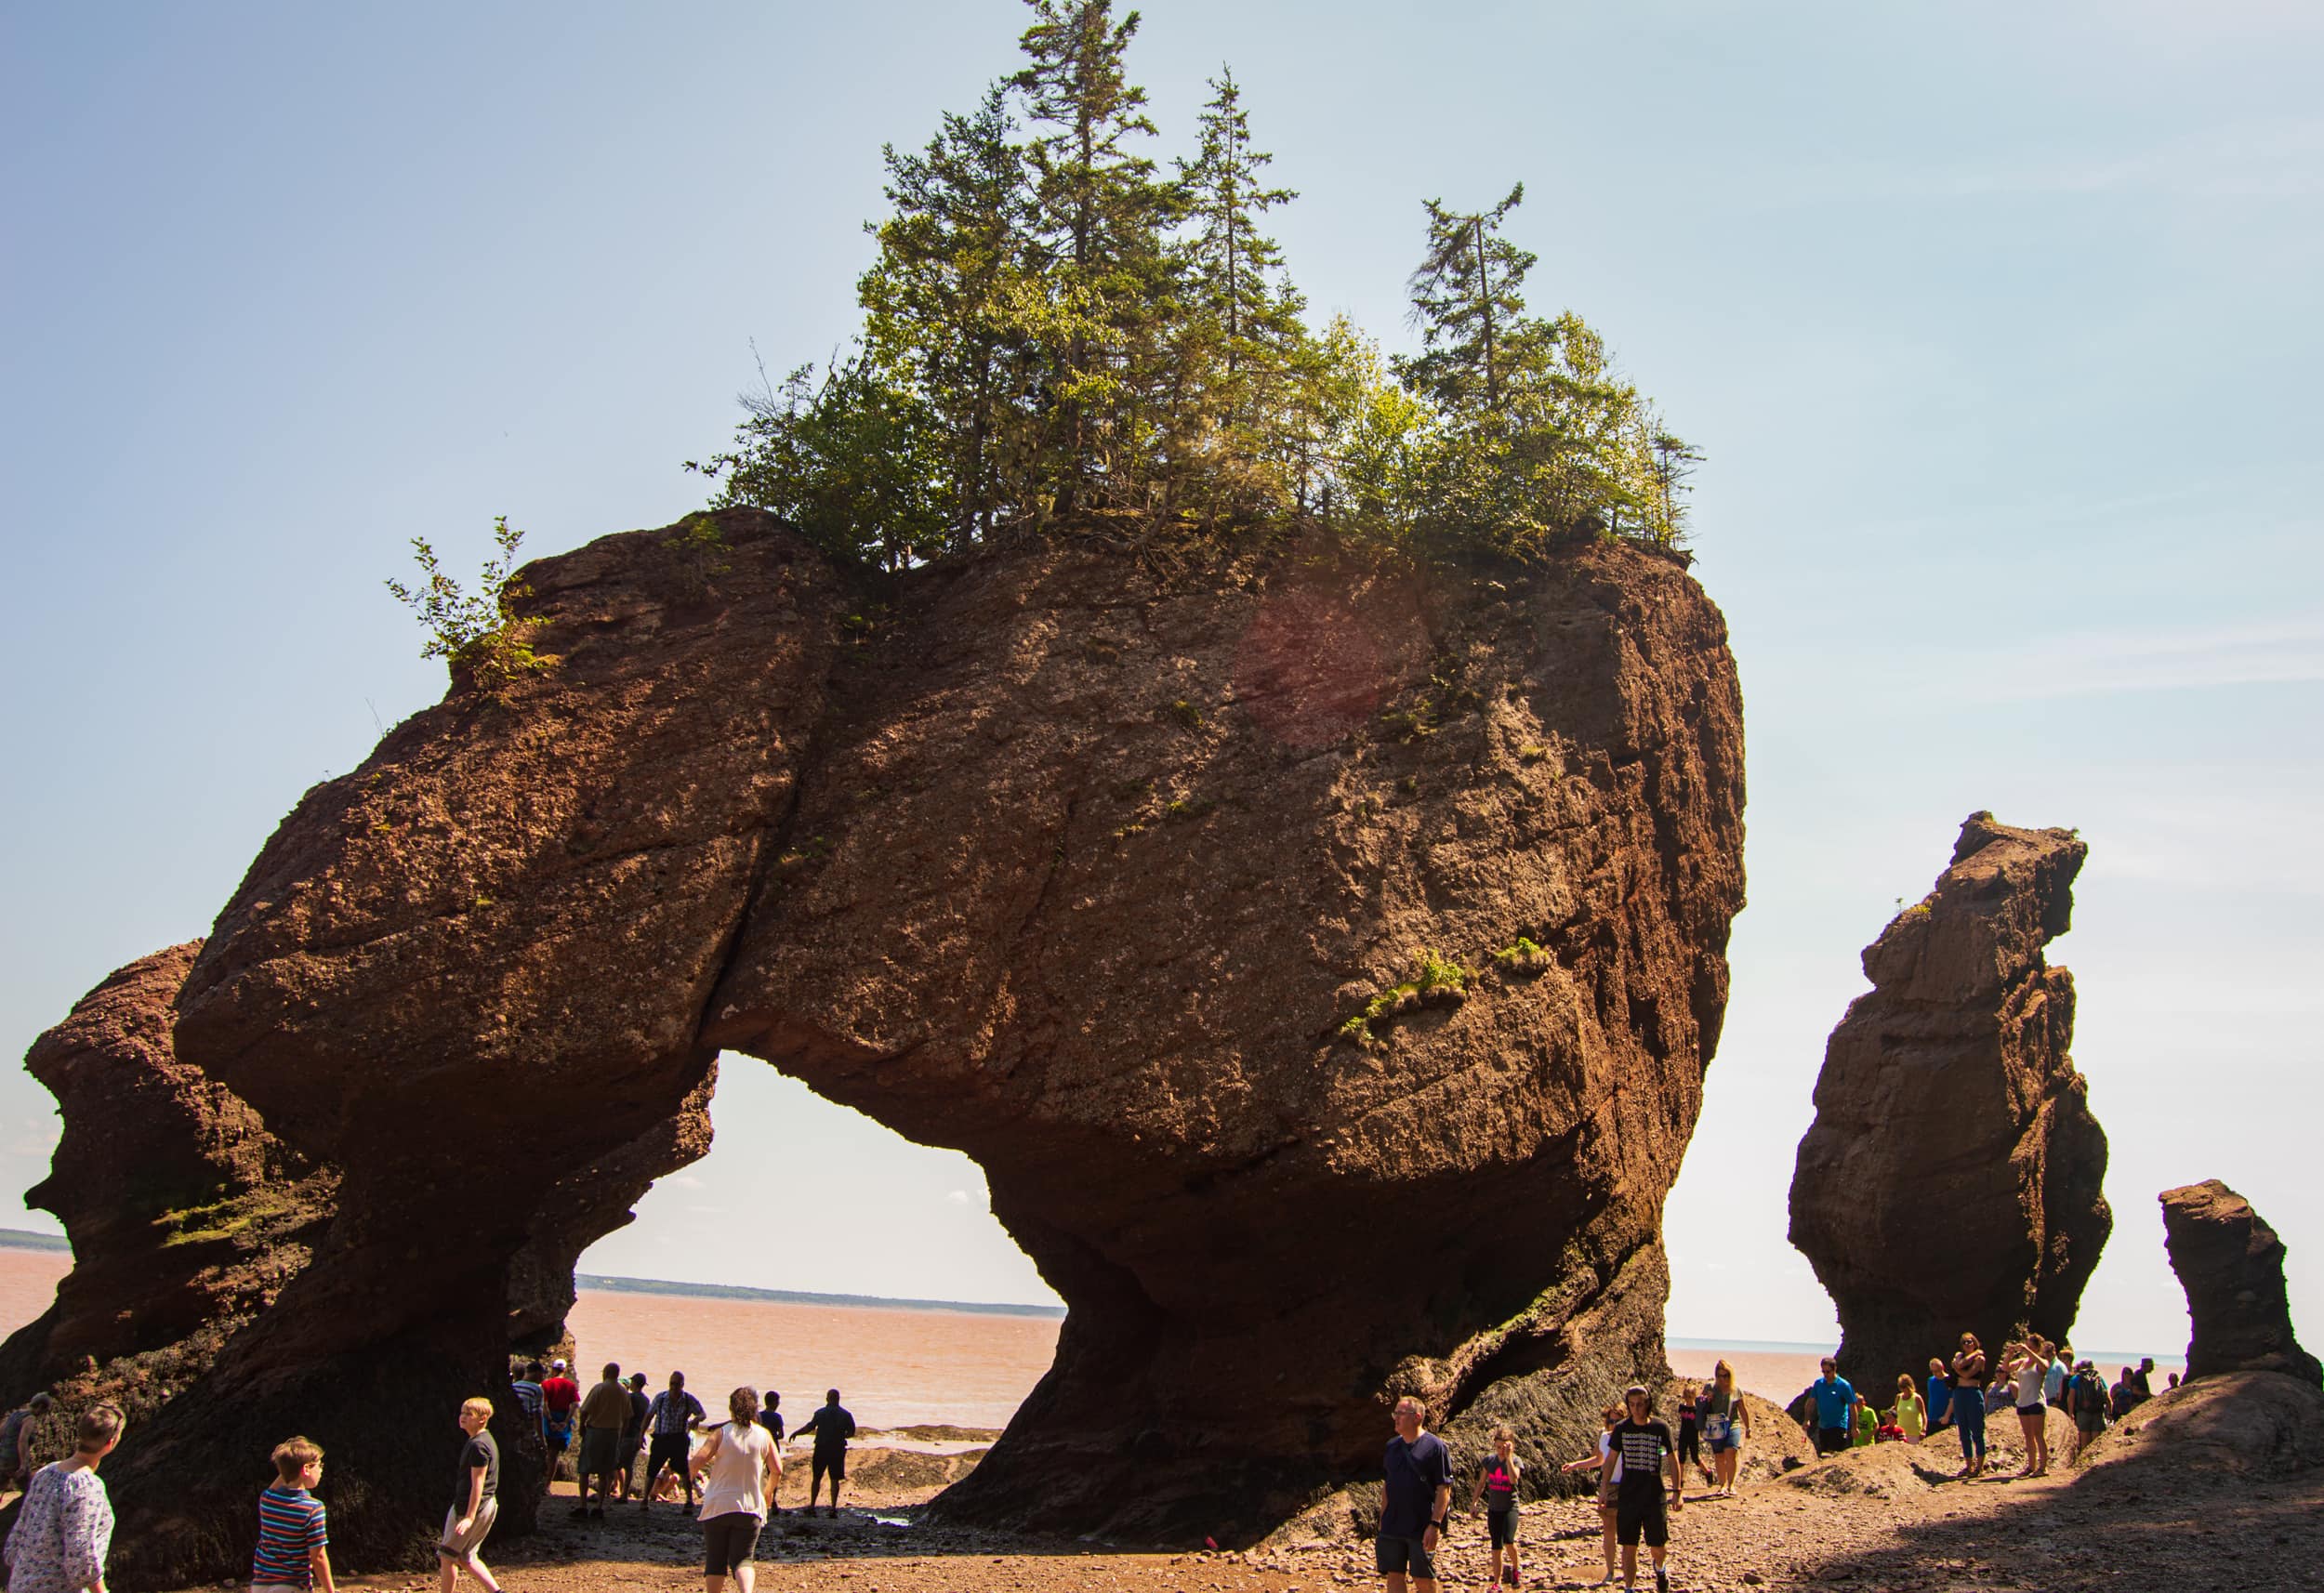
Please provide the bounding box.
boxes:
[1789,813,2110,1389]
[2161,1180,2320,1386]
[24,511,1745,1584]
[0,944,334,1419]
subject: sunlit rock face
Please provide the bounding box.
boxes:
[2162,1179,2319,1386]
[1790,813,2111,1390]
[26,511,1745,1582]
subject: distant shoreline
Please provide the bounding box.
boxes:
[574,1271,1064,1320]
[0,1229,68,1254]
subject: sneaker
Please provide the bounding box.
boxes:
[1656,1570,1669,1593]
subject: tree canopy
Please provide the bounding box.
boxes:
[689,0,1699,569]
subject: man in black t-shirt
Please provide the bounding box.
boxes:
[1375,1394,1453,1593]
[792,1389,858,1517]
[438,1396,502,1593]
[1610,1383,1682,1593]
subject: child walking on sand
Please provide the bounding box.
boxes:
[252,1436,335,1593]
[1560,1404,1626,1587]
[1470,1425,1523,1587]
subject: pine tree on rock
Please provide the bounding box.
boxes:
[1401,184,1536,414]
[1013,0,1183,514]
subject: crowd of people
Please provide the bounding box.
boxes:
[0,1359,862,1593]
[1794,1336,2172,1480]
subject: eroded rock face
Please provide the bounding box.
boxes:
[2161,1180,2320,1386]
[0,943,335,1411]
[1789,813,2111,1389]
[33,514,1741,1584]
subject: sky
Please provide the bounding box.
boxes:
[4,2,2320,1351]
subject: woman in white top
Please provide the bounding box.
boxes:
[3,1402,123,1593]
[689,1387,779,1593]
[2006,1338,2052,1478]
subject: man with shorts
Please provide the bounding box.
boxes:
[1375,1394,1451,1593]
[640,1370,706,1513]
[574,1362,630,1520]
[539,1360,579,1481]
[1807,1359,1855,1457]
[1610,1384,1681,1593]
[791,1389,857,1517]
[438,1398,501,1593]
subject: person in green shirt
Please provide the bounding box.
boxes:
[1851,1395,1878,1448]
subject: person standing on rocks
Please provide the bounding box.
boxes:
[1,1402,122,1593]
[1699,1362,1749,1495]
[2005,1340,2050,1478]
[790,1389,857,1518]
[1891,1375,1925,1443]
[539,1361,579,1482]
[0,1392,54,1498]
[618,1374,651,1503]
[641,1372,707,1514]
[1923,1358,1953,1436]
[1948,1334,1988,1478]
[1560,1403,1626,1585]
[2131,1357,2156,1399]
[2044,1343,2071,1413]
[1375,1395,1452,1593]
[574,1362,631,1520]
[1674,1384,1703,1486]
[690,1387,779,1593]
[437,1398,501,1593]
[1807,1359,1855,1457]
[1468,1423,1522,1588]
[2066,1359,2109,1461]
[1610,1384,1682,1593]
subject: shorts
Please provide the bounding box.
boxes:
[544,1422,572,1452]
[2015,1403,2044,1418]
[1486,1508,1517,1548]
[254,1585,308,1592]
[703,1510,764,1574]
[648,1433,693,1482]
[1816,1426,1851,1455]
[623,1427,645,1459]
[579,1426,623,1479]
[438,1495,498,1560]
[1615,1488,1668,1548]
[1374,1534,1436,1580]
[812,1449,847,1483]
[2076,1414,2106,1435]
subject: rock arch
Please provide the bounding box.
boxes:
[15,513,1745,1586]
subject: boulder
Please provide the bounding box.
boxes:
[2077,1369,2324,1476]
[1789,813,2111,1390]
[35,514,1742,1584]
[2161,1180,2320,1386]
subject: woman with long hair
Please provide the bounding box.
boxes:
[1949,1333,1988,1478]
[1558,1402,1627,1586]
[688,1387,780,1593]
[2,1402,124,1593]
[1699,1360,1750,1495]
[2007,1338,2051,1478]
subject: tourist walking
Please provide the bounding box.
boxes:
[1559,1403,1626,1586]
[1673,1384,1703,1487]
[1,1402,122,1593]
[1949,1334,1988,1478]
[2066,1360,2109,1462]
[2006,1340,2050,1477]
[790,1390,857,1518]
[0,1392,54,1498]
[641,1372,707,1513]
[1468,1423,1522,1588]
[1807,1359,1855,1458]
[689,1388,780,1593]
[251,1436,335,1593]
[438,1399,501,1593]
[2131,1358,2156,1400]
[539,1361,578,1482]
[1699,1362,1749,1495]
[574,1362,631,1520]
[756,1390,784,1442]
[1610,1384,1681,1593]
[2044,1344,2070,1412]
[2108,1366,2141,1422]
[1375,1395,1451,1593]
[1892,1375,1925,1443]
[617,1374,651,1503]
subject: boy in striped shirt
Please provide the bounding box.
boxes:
[252,1435,335,1593]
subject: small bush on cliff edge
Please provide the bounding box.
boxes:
[385,516,550,693]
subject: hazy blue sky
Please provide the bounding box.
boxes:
[5,3,2318,1353]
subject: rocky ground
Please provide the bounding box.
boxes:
[165,1377,2324,1592]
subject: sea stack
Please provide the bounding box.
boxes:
[2161,1180,2321,1386]
[23,510,1745,1585]
[1789,812,2111,1388]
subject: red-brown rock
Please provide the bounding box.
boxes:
[2160,1180,2320,1386]
[34,515,1742,1585]
[1789,813,2111,1389]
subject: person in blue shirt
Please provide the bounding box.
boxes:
[1924,1357,1953,1435]
[1807,1359,1855,1457]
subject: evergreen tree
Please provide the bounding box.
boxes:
[1177,67,1300,380]
[1400,184,1535,413]
[1013,0,1183,513]
[860,83,1041,544]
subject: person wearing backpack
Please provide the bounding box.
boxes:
[2066,1361,2109,1462]
[0,1393,54,1499]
